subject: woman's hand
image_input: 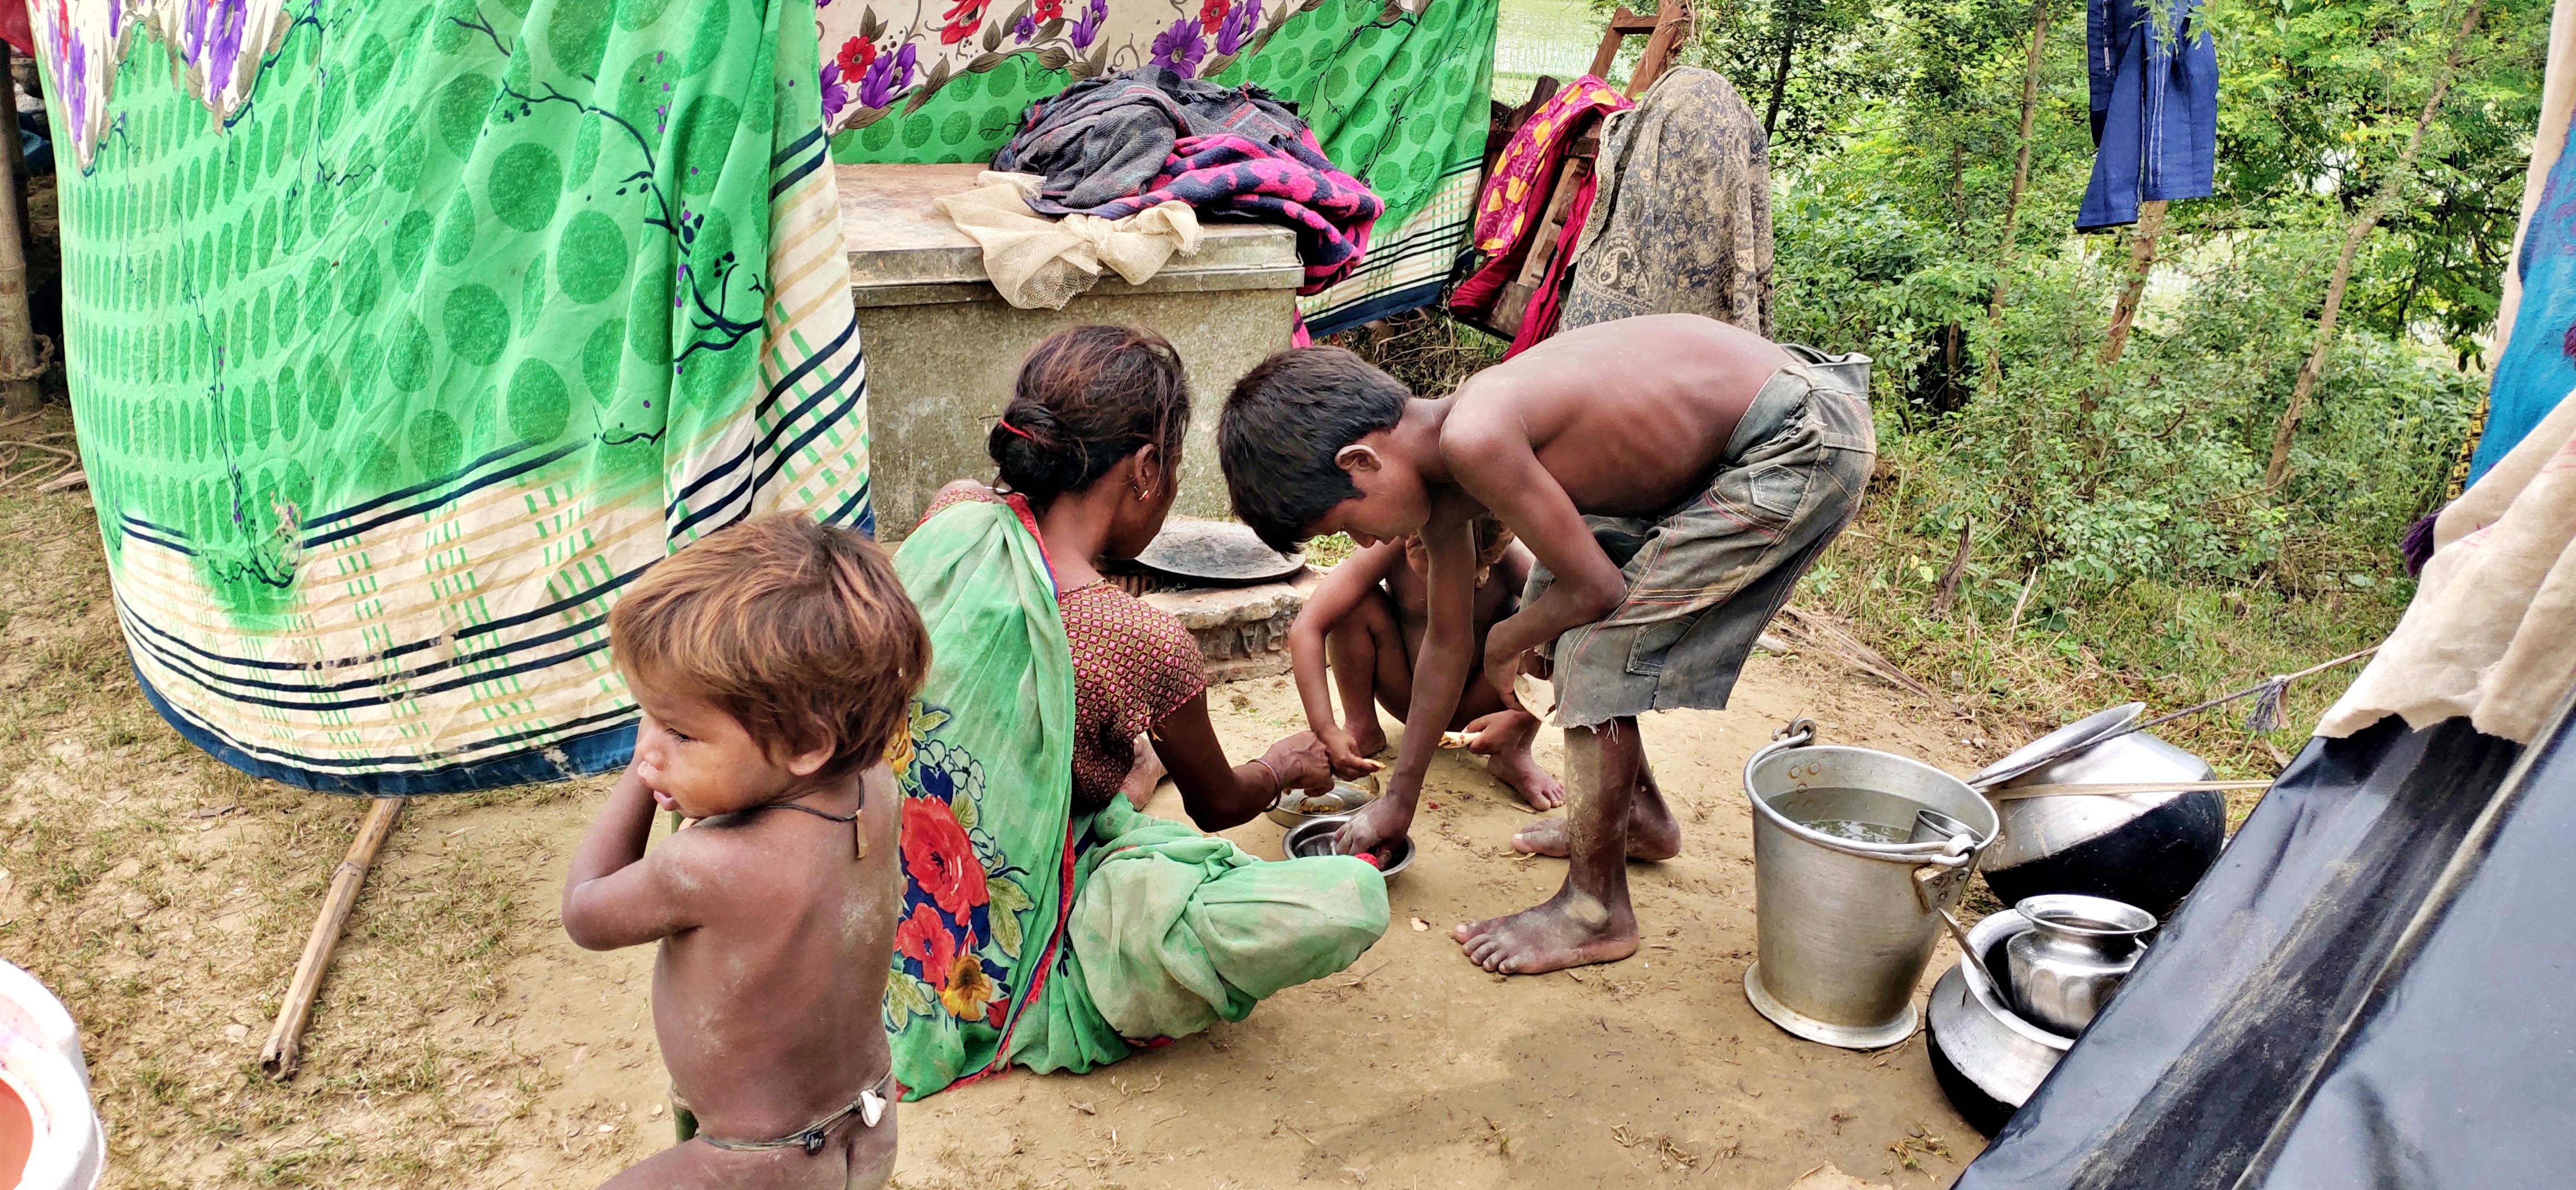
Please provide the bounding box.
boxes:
[1316,725,1385,779]
[1262,731,1336,795]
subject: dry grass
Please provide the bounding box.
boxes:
[0,403,612,1186]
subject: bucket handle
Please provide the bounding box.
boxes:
[1745,718,1987,870]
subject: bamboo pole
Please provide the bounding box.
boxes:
[1980,0,2052,395]
[261,796,406,1081]
[2263,0,2485,489]
[0,43,41,419]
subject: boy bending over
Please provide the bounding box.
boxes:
[1286,516,1566,809]
[1220,314,1873,974]
[563,514,930,1188]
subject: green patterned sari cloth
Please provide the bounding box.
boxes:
[886,494,1388,1098]
[32,0,872,792]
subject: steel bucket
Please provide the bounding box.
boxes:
[1743,720,1998,1049]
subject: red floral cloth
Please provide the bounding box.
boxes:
[920,487,1208,812]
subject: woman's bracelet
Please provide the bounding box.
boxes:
[1249,757,1283,796]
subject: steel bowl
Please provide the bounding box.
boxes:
[1280,813,1414,877]
[1265,778,1379,828]
[1926,908,2074,1135]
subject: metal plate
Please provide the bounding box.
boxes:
[1266,778,1378,827]
[1133,520,1306,585]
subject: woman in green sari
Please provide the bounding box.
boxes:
[884,327,1390,1098]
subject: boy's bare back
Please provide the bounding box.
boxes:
[1437,314,1791,522]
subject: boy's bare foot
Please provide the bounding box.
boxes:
[1453,887,1638,974]
[1509,799,1680,860]
[1332,794,1413,857]
[1343,720,1389,759]
[1462,710,1564,810]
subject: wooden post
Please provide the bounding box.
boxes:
[1981,0,2052,395]
[2265,0,2485,489]
[261,797,407,1081]
[0,42,42,419]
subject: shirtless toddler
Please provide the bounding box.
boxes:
[562,514,930,1188]
[1286,515,1565,809]
[1220,314,1873,974]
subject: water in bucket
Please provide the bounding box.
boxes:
[1743,727,1998,1050]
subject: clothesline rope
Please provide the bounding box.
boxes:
[2123,644,2383,738]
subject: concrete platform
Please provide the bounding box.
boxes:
[841,163,1305,537]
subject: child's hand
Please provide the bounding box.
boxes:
[1484,644,1535,713]
[1317,726,1384,778]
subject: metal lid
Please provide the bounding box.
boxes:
[1133,520,1306,585]
[1969,703,2147,790]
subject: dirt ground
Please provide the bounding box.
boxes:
[0,446,2001,1188]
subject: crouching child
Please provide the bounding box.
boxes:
[1219,313,1873,974]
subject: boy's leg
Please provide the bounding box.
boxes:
[1327,590,1409,756]
[1505,740,1675,858]
[1455,719,1646,974]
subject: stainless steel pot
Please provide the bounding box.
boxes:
[2004,894,2155,1035]
[1983,730,2224,918]
[1742,721,2000,1049]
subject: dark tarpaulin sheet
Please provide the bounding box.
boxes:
[1956,701,2576,1189]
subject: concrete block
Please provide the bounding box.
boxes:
[840,164,1304,538]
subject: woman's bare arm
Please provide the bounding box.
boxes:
[1152,694,1332,831]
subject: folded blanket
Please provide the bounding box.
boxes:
[1076,134,1383,294]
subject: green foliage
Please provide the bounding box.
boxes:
[1531,0,2527,743]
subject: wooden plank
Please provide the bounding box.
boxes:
[1589,6,1639,77]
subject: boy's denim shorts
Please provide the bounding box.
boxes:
[1528,357,1876,729]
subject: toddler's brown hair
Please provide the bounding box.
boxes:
[610,514,930,782]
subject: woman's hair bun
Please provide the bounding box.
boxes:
[989,402,1087,498]
[988,325,1192,506]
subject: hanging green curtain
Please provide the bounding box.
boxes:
[32,0,872,793]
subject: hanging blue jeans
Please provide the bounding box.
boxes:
[2078,0,2217,232]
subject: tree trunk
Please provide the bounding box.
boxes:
[0,42,41,419]
[2099,199,2167,366]
[1763,27,1796,139]
[1981,0,2052,395]
[2263,0,2486,489]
